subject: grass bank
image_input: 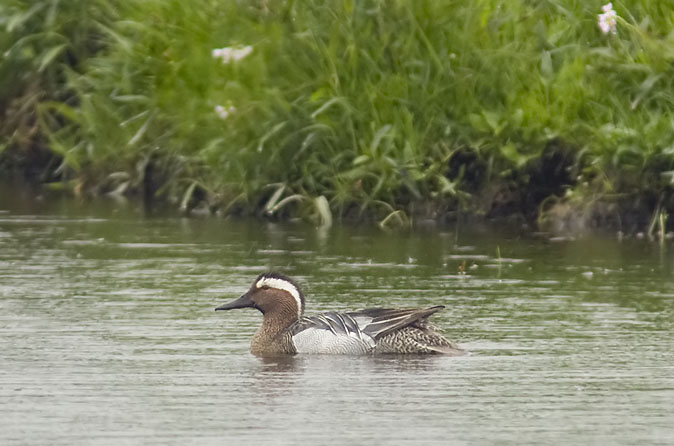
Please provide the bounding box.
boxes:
[2,0,674,233]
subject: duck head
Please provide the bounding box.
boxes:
[215,272,305,320]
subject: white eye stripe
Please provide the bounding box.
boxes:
[256,277,302,318]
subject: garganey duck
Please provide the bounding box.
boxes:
[215,272,464,356]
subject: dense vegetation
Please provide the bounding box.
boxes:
[2,0,674,233]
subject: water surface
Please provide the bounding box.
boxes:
[1,192,673,444]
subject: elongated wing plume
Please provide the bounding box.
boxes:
[348,306,445,340]
[294,312,366,341]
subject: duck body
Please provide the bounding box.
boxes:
[216,272,464,356]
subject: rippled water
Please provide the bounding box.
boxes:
[1,191,674,445]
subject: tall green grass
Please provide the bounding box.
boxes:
[2,0,674,228]
[0,0,116,177]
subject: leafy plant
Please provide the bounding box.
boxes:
[3,0,674,230]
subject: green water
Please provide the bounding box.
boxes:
[1,190,673,445]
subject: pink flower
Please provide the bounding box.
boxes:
[598,3,617,35]
[215,105,236,120]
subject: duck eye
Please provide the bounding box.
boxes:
[261,285,270,290]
